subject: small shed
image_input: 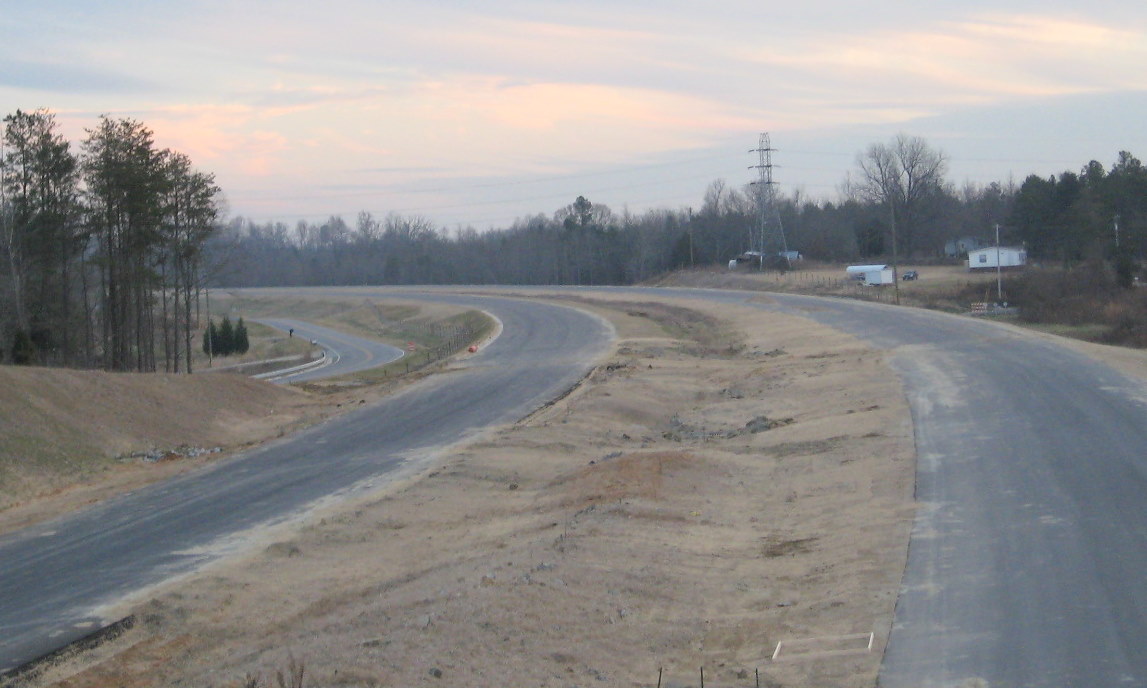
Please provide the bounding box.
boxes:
[846,264,895,285]
[967,247,1026,270]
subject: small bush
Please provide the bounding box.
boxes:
[10,329,35,365]
[996,263,1147,347]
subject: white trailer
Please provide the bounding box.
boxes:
[968,247,1026,270]
[846,264,895,285]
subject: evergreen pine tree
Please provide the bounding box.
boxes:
[235,317,250,354]
[218,316,235,356]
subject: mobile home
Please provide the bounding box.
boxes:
[967,247,1026,270]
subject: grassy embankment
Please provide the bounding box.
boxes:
[0,296,493,518]
[219,294,494,388]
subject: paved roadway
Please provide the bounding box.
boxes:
[253,318,405,382]
[653,288,1147,687]
[287,285,1147,685]
[6,286,1147,686]
[0,294,612,674]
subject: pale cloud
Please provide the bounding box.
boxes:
[956,14,1142,47]
[145,75,753,178]
[100,104,294,178]
[731,13,1147,116]
[136,105,258,163]
[4,1,1145,225]
[388,14,705,95]
[0,57,154,94]
[468,80,754,137]
[952,14,1147,90]
[232,131,292,177]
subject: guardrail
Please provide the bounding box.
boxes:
[252,351,328,381]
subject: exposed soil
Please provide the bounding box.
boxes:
[0,298,484,535]
[10,284,1147,688]
[8,292,918,688]
[0,368,310,532]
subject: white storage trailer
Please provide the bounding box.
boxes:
[846,264,895,285]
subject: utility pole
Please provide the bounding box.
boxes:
[995,223,1003,303]
[687,206,695,268]
[748,133,789,271]
[205,286,214,367]
[890,202,900,305]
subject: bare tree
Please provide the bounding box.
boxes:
[854,133,949,260]
[701,179,726,216]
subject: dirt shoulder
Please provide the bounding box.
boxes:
[22,293,916,688]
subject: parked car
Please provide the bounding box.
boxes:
[902,270,919,281]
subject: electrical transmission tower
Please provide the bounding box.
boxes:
[748,132,789,270]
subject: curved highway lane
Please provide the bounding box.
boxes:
[6,285,1147,686]
[266,284,1147,686]
[254,318,405,382]
[0,295,613,674]
[649,287,1147,687]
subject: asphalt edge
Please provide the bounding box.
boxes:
[0,616,136,687]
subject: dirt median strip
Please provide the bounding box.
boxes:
[21,294,915,688]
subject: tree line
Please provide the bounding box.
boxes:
[0,109,221,370]
[5,113,1144,371]
[1011,151,1147,266]
[215,137,1144,289]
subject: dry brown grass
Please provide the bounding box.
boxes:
[0,298,488,534]
[14,285,1147,688]
[14,291,915,688]
[0,367,312,521]
[656,263,1000,313]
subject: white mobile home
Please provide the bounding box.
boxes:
[846,264,895,285]
[967,247,1026,270]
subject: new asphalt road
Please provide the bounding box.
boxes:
[254,318,406,382]
[659,288,1147,687]
[262,286,1147,685]
[4,286,1147,686]
[0,293,612,674]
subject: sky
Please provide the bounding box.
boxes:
[2,1,1145,232]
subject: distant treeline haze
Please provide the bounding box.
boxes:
[3,108,1146,369]
[218,139,1146,288]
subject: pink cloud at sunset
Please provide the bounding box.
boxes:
[2,2,1143,227]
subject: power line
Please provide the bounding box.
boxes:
[748,132,788,267]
